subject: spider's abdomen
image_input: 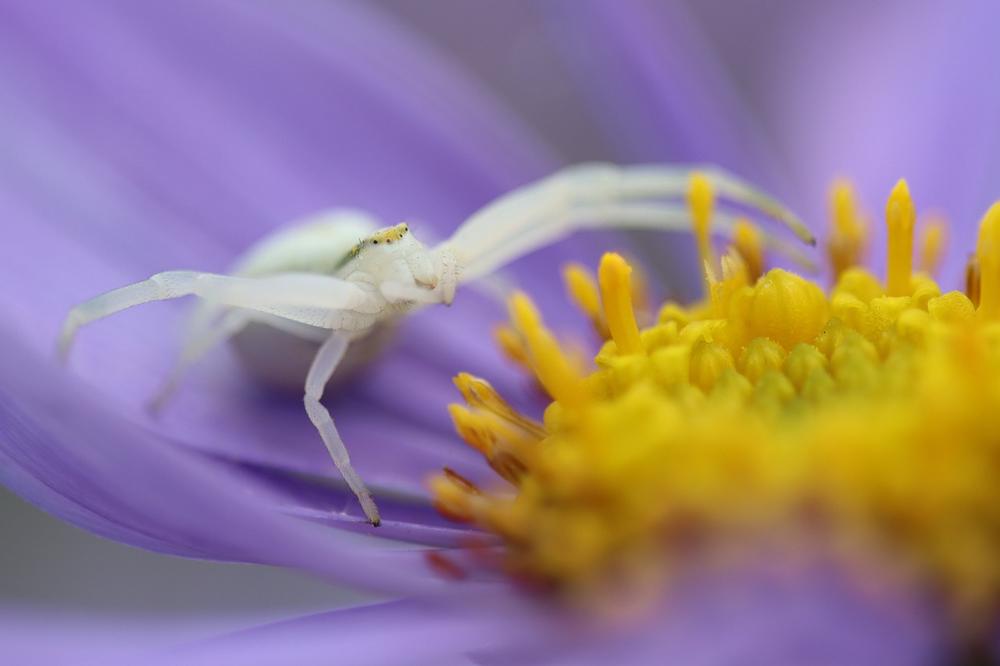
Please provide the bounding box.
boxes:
[232,209,378,279]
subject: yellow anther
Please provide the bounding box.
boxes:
[688,172,715,286]
[747,269,829,349]
[453,373,545,439]
[689,340,734,392]
[975,202,1000,320]
[918,216,948,276]
[494,324,530,370]
[447,404,529,485]
[739,337,787,384]
[629,260,653,324]
[564,263,609,339]
[965,254,981,307]
[598,253,643,356]
[509,293,589,407]
[828,179,867,278]
[447,404,496,457]
[886,180,916,296]
[429,473,477,523]
[732,218,764,282]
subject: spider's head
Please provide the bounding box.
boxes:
[358,223,438,289]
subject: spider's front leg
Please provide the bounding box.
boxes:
[304,332,380,526]
[379,249,460,309]
[58,270,378,362]
[438,163,816,285]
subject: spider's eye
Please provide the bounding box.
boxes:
[373,240,379,245]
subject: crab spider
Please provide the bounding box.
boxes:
[58,163,813,526]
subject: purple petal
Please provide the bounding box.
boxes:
[538,0,786,181]
[476,565,943,666]
[0,608,253,666]
[0,594,524,666]
[529,0,794,299]
[702,0,1000,286]
[0,565,948,665]
[0,322,478,594]
[0,0,567,550]
[171,564,950,665]
[510,567,942,666]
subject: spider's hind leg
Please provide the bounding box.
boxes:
[147,305,249,414]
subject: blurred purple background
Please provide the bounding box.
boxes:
[1,0,997,650]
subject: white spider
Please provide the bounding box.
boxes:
[58,163,812,526]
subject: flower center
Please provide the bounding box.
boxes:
[432,176,1000,634]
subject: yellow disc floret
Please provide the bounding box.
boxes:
[976,202,1000,320]
[431,181,1000,637]
[828,179,868,280]
[597,253,643,356]
[886,180,916,296]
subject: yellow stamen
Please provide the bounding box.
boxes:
[965,254,981,307]
[886,179,916,296]
[688,172,715,286]
[828,179,867,279]
[975,202,1000,319]
[509,292,589,407]
[493,324,530,370]
[732,218,764,282]
[446,404,496,458]
[564,263,609,338]
[597,253,643,356]
[433,178,1000,637]
[918,215,948,276]
[429,469,479,523]
[447,404,529,484]
[454,373,545,439]
[629,260,653,324]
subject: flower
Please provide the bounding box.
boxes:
[435,175,1000,654]
[1,176,959,662]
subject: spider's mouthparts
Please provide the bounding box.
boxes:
[415,276,439,290]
